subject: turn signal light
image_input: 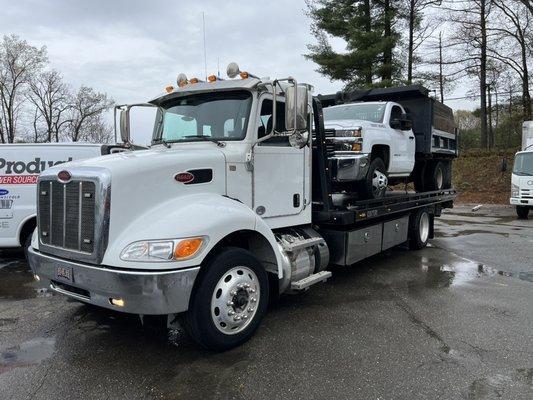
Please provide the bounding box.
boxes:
[174,237,204,260]
[165,85,174,93]
[352,143,363,152]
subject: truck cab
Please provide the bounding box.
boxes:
[511,121,533,219]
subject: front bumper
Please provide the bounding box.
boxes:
[510,197,533,206]
[329,153,370,182]
[27,247,200,315]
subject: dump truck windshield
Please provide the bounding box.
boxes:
[153,91,252,143]
[323,103,386,124]
[514,152,533,176]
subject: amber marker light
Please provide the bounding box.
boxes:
[189,77,199,84]
[207,75,217,82]
[165,85,174,93]
[239,71,249,79]
[174,237,204,260]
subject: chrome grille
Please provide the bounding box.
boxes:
[37,168,110,264]
[39,180,96,253]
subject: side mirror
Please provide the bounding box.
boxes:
[285,84,309,132]
[119,107,131,144]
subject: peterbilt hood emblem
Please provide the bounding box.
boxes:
[174,172,195,184]
[57,170,72,182]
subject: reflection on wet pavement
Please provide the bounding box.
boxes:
[0,337,56,374]
[0,256,49,300]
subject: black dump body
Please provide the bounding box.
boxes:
[318,85,457,157]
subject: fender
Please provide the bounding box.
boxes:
[103,193,283,275]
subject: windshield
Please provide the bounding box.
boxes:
[153,91,252,143]
[323,103,386,123]
[513,153,533,176]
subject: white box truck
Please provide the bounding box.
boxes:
[0,143,129,253]
[511,121,533,219]
[28,64,456,350]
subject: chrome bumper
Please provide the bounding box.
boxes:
[27,247,200,315]
[329,153,370,182]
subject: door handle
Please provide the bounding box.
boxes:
[409,136,415,140]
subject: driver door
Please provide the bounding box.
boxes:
[252,97,306,219]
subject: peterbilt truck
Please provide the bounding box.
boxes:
[28,64,456,350]
[511,121,533,219]
[319,86,458,199]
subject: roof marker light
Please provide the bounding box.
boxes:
[165,85,174,93]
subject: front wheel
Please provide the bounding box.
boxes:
[361,157,388,199]
[184,247,269,351]
[516,206,529,220]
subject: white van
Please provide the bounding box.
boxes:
[0,143,127,251]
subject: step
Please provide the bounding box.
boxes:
[290,271,332,291]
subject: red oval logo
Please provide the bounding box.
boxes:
[57,170,72,182]
[174,172,194,184]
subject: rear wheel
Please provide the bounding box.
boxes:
[516,206,529,220]
[425,161,449,191]
[409,209,431,250]
[361,157,388,199]
[184,247,269,351]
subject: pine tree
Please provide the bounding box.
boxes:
[305,0,403,88]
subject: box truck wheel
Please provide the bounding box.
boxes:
[409,209,431,250]
[184,247,269,351]
[516,206,529,220]
[362,157,388,199]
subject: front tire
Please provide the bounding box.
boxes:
[184,247,269,351]
[361,157,388,199]
[516,206,529,220]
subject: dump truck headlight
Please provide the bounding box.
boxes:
[336,128,362,137]
[120,237,207,262]
[511,184,519,197]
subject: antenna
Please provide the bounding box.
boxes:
[202,12,207,80]
[217,57,220,78]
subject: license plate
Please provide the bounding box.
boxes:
[55,266,73,283]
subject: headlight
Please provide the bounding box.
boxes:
[336,128,362,137]
[120,237,207,262]
[511,184,519,197]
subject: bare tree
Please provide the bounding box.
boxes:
[0,35,47,143]
[441,0,492,148]
[488,0,532,120]
[27,70,71,142]
[64,86,114,142]
[402,0,442,84]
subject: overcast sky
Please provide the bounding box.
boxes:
[1,0,476,143]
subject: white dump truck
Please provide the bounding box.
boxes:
[511,121,533,219]
[319,87,458,199]
[0,143,130,254]
[28,64,456,350]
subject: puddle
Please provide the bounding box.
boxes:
[436,229,510,238]
[0,258,49,300]
[0,337,56,374]
[416,258,533,289]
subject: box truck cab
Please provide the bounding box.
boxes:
[511,121,533,219]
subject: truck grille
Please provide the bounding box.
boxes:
[521,189,533,199]
[39,180,96,253]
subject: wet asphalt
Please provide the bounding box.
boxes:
[0,204,532,400]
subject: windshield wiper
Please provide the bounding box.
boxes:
[152,138,171,148]
[182,135,226,147]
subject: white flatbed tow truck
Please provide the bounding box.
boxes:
[28,64,456,350]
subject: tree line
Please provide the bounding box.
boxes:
[0,35,114,144]
[306,0,532,150]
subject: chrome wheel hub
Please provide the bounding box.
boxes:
[419,212,430,243]
[372,170,388,196]
[211,266,260,335]
[436,168,444,190]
